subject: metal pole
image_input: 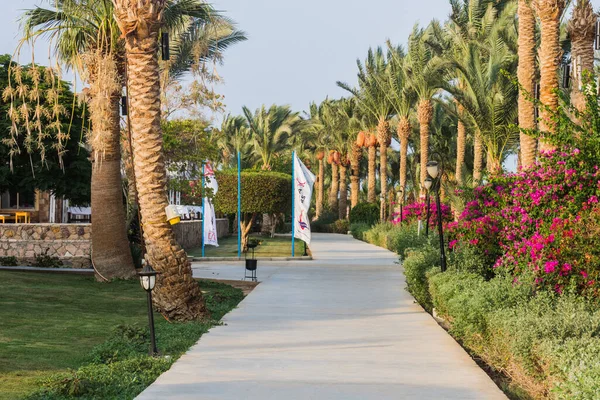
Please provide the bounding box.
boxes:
[435,183,447,272]
[425,193,431,237]
[291,151,295,257]
[237,152,242,259]
[147,290,158,355]
[201,163,205,258]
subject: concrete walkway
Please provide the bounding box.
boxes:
[138,233,506,400]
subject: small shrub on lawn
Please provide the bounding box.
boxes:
[34,250,64,268]
[0,256,18,266]
[349,202,379,226]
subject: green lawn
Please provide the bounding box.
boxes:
[187,234,307,258]
[0,271,244,399]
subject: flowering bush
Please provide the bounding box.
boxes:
[391,201,452,227]
[447,148,600,296]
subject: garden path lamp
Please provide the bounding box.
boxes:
[397,189,403,226]
[424,176,433,237]
[139,260,159,356]
[426,156,447,272]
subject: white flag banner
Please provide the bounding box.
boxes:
[203,162,219,247]
[293,153,316,244]
[203,197,219,247]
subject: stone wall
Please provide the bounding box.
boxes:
[172,219,229,250]
[0,224,91,268]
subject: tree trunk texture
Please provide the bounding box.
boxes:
[367,145,377,203]
[535,0,566,152]
[518,0,538,168]
[379,144,388,220]
[114,0,207,321]
[398,117,410,195]
[568,0,596,112]
[350,160,360,208]
[338,164,348,220]
[473,129,484,185]
[455,106,466,186]
[90,95,136,280]
[240,213,256,252]
[329,162,339,213]
[316,159,324,219]
[417,99,433,195]
[486,150,503,177]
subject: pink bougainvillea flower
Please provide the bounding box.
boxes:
[544,260,558,274]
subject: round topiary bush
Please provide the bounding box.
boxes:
[349,202,380,226]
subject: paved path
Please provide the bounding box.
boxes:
[138,233,506,399]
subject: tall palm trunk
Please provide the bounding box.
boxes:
[316,158,324,219]
[518,0,538,168]
[90,94,136,280]
[377,119,390,220]
[417,99,433,195]
[473,129,484,185]
[397,117,410,195]
[338,164,348,220]
[112,0,207,321]
[350,144,361,208]
[455,107,466,185]
[85,53,136,280]
[568,0,596,111]
[367,145,377,203]
[535,0,566,152]
[329,162,339,213]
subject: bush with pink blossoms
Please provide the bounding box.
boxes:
[448,148,600,296]
[391,201,452,227]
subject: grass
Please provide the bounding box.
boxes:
[187,234,307,258]
[0,271,244,399]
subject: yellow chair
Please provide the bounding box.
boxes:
[15,211,30,223]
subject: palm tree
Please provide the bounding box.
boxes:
[111,0,207,321]
[518,0,538,168]
[568,0,596,111]
[385,42,416,198]
[534,0,567,151]
[216,114,251,168]
[306,102,328,219]
[23,0,135,280]
[338,47,393,215]
[243,104,301,170]
[405,25,442,194]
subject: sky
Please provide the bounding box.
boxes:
[1,0,453,115]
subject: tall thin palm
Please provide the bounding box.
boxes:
[217,114,251,168]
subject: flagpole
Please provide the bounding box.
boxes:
[291,151,295,257]
[201,162,206,258]
[237,151,242,259]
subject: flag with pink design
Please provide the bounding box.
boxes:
[293,153,315,244]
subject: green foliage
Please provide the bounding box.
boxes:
[22,279,244,400]
[33,250,64,268]
[214,170,292,215]
[0,55,91,204]
[449,243,493,280]
[311,219,349,234]
[0,256,18,266]
[350,223,370,241]
[402,245,440,311]
[349,202,380,226]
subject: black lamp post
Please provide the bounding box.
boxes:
[424,177,433,237]
[397,189,403,226]
[139,260,159,355]
[426,157,447,272]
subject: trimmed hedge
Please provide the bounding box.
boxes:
[215,170,292,215]
[349,202,379,226]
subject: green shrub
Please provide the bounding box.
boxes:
[332,219,349,233]
[349,202,379,226]
[448,243,494,280]
[363,222,394,248]
[0,256,18,266]
[350,223,370,241]
[402,245,441,311]
[386,223,430,259]
[34,250,64,268]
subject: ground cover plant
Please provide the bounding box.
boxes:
[0,271,244,400]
